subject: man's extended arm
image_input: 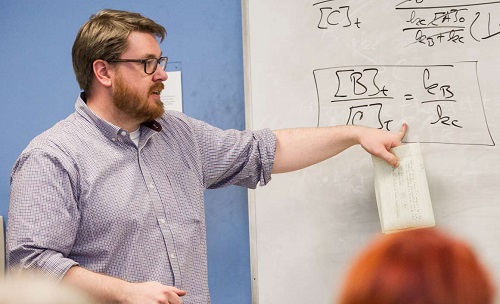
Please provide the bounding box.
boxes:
[272,124,407,173]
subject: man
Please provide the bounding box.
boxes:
[7,9,407,304]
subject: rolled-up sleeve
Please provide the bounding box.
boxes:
[248,128,276,187]
[178,115,276,189]
[8,147,80,280]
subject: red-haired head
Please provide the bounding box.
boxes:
[338,228,495,304]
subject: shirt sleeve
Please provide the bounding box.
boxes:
[185,116,277,189]
[8,145,80,280]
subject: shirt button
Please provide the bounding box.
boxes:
[148,184,155,189]
[159,218,166,224]
[111,137,117,142]
[170,253,176,259]
[120,130,127,136]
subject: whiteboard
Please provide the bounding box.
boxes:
[242,1,500,303]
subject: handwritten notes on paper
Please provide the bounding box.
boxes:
[372,143,435,233]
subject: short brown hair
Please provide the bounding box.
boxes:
[72,9,166,94]
[338,228,495,304]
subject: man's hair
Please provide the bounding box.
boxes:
[72,9,166,95]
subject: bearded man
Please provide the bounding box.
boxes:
[7,9,407,304]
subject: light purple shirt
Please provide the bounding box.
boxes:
[8,94,275,304]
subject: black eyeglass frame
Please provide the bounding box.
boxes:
[107,56,168,75]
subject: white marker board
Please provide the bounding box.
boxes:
[242,1,500,303]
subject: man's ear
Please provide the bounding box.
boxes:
[93,59,113,88]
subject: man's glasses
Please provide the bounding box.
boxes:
[107,56,168,75]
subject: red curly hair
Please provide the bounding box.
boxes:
[338,228,495,304]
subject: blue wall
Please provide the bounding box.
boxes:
[0,1,250,303]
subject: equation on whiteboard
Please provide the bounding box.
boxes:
[313,62,494,146]
[314,0,500,46]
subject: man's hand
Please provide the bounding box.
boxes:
[63,266,186,304]
[124,281,187,304]
[358,123,408,167]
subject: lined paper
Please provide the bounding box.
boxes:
[372,143,435,233]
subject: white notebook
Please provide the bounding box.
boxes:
[372,143,435,233]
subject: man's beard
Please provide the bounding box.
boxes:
[112,74,165,122]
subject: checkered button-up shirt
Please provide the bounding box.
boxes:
[8,94,276,304]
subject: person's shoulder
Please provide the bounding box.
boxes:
[157,110,201,131]
[160,110,191,123]
[11,114,89,175]
[21,113,85,156]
